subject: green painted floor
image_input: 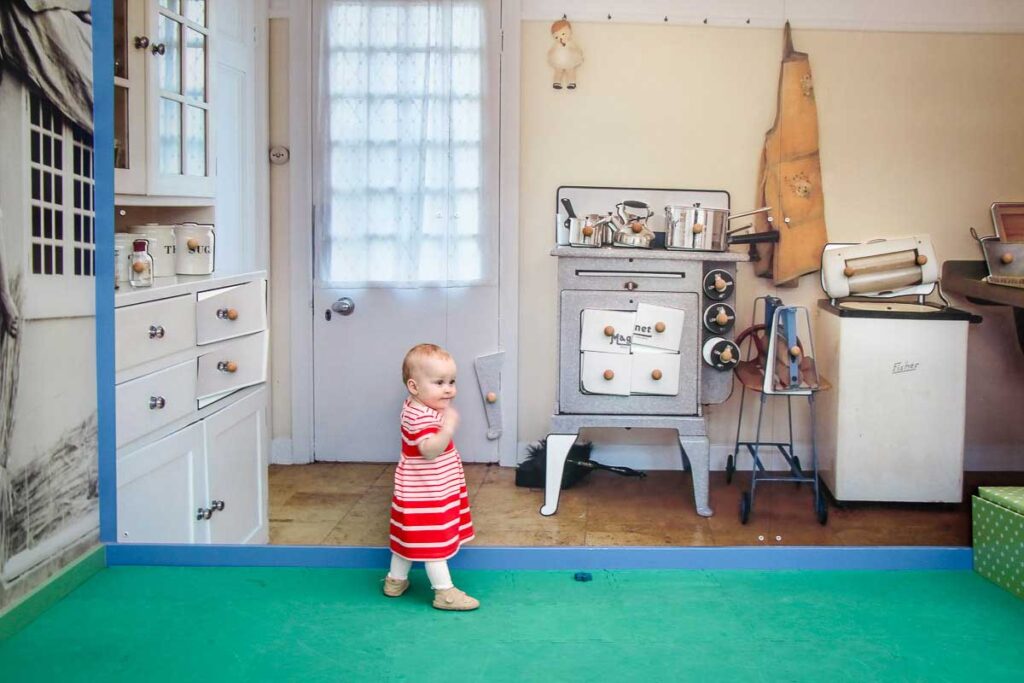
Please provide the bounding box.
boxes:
[1,567,1023,682]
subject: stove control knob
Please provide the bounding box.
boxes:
[702,337,740,371]
[703,303,736,334]
[703,269,734,301]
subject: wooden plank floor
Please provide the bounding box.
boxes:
[268,463,1024,547]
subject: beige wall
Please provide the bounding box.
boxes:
[518,22,1024,469]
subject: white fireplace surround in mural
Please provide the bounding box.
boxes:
[521,0,1024,34]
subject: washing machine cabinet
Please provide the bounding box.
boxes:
[815,299,979,503]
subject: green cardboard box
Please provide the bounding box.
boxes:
[972,487,1024,599]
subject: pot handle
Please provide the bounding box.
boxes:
[727,206,772,221]
[729,231,780,246]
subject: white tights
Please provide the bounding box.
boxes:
[388,553,453,590]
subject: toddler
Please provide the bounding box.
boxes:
[383,343,479,610]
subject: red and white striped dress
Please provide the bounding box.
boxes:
[390,399,475,561]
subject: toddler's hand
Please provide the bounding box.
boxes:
[443,407,460,433]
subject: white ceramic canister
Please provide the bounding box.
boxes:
[174,223,215,275]
[127,223,176,277]
[114,232,137,284]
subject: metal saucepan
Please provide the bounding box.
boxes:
[564,199,606,248]
[664,204,779,251]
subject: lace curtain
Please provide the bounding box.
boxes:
[312,0,495,287]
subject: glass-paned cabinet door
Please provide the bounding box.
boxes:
[113,0,147,194]
[148,0,213,197]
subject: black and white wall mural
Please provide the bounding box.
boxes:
[0,0,96,610]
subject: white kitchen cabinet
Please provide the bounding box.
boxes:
[115,272,269,545]
[117,422,206,543]
[204,389,268,544]
[114,0,215,199]
[116,388,268,544]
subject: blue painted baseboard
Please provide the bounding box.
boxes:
[105,544,973,571]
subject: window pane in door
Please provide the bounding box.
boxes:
[185,105,206,176]
[184,28,206,100]
[159,98,182,174]
[158,14,181,93]
[160,0,181,13]
[114,0,128,79]
[185,0,206,26]
[114,86,129,168]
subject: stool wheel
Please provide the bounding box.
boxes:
[725,454,735,485]
[816,494,828,526]
[739,492,751,525]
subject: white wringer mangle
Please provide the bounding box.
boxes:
[815,236,980,503]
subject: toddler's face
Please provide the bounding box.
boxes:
[408,355,457,412]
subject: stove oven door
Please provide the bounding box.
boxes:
[559,290,699,415]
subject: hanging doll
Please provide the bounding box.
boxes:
[547,19,583,90]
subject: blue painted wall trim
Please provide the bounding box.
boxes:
[92,0,117,543]
[106,544,973,571]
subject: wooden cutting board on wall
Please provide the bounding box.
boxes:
[751,23,828,286]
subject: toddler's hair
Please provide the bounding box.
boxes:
[402,343,452,384]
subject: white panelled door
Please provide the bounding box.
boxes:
[311,0,501,463]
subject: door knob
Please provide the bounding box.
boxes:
[331,297,355,315]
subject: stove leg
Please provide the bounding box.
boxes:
[540,433,577,516]
[679,435,713,517]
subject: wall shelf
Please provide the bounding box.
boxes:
[942,260,1024,352]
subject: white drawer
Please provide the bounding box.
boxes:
[580,352,632,396]
[196,280,267,345]
[580,309,635,354]
[197,331,268,402]
[629,351,681,396]
[115,295,196,372]
[631,303,685,352]
[115,359,197,447]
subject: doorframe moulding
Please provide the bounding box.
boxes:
[521,0,1024,34]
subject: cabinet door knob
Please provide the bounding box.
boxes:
[133,35,150,49]
[651,369,663,380]
[654,321,666,333]
[211,500,225,512]
[149,396,166,410]
[1001,252,1015,265]
[486,392,497,404]
[603,369,615,380]
[152,42,166,56]
[148,324,165,339]
[692,222,704,234]
[603,325,615,337]
[217,360,238,373]
[196,507,213,520]
[217,307,239,321]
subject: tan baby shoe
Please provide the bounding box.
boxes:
[383,576,409,597]
[432,586,480,611]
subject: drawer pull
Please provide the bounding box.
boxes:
[216,307,239,321]
[486,392,498,404]
[603,369,615,380]
[148,324,165,339]
[603,325,615,337]
[654,321,666,333]
[149,396,166,410]
[624,281,638,291]
[217,361,239,373]
[651,369,663,381]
